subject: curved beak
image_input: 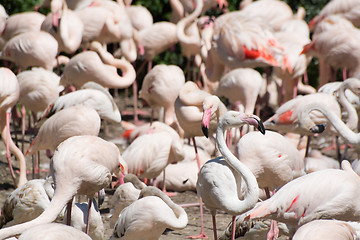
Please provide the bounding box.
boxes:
[245,116,266,135]
[201,108,212,138]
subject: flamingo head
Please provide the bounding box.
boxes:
[201,107,212,138]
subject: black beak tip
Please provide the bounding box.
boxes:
[310,123,326,134]
[202,126,209,138]
[257,120,266,135]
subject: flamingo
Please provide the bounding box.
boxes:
[125,4,153,31]
[197,111,265,240]
[0,4,7,38]
[239,0,294,31]
[0,31,60,71]
[214,68,265,115]
[139,64,185,126]
[308,0,360,30]
[0,135,127,239]
[205,10,289,82]
[121,131,184,194]
[110,186,188,240]
[304,149,340,173]
[0,67,27,187]
[1,11,45,42]
[40,0,84,54]
[26,105,101,157]
[0,177,54,228]
[60,41,136,90]
[292,219,359,240]
[243,160,360,231]
[46,83,121,124]
[109,174,146,228]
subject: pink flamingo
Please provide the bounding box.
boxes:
[197,111,265,240]
[0,67,27,187]
[0,135,127,239]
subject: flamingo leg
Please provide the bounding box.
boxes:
[66,198,73,226]
[3,110,17,187]
[161,169,177,197]
[186,137,208,239]
[212,215,217,240]
[231,215,236,240]
[86,197,93,235]
[21,105,26,153]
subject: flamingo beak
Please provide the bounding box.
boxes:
[201,108,212,138]
[245,116,266,135]
[52,11,59,32]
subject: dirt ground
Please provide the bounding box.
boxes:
[0,91,357,240]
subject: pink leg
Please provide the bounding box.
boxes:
[231,216,236,240]
[21,105,26,153]
[5,110,17,187]
[161,169,177,197]
[186,138,208,239]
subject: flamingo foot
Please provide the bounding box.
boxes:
[163,190,177,197]
[266,220,279,240]
[186,232,208,239]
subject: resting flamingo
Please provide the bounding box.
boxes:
[60,41,136,90]
[292,219,359,240]
[0,31,59,71]
[18,223,92,240]
[0,135,127,239]
[0,67,27,187]
[197,111,265,240]
[110,186,188,240]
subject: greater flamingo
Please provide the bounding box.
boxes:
[243,160,360,228]
[0,67,27,187]
[26,105,101,156]
[18,223,92,240]
[1,11,45,42]
[0,177,54,228]
[0,31,59,71]
[292,219,359,240]
[121,131,184,194]
[197,110,265,240]
[109,173,146,228]
[139,64,185,126]
[60,41,136,90]
[0,135,127,239]
[110,186,188,240]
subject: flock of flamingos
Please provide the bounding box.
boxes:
[2,0,360,239]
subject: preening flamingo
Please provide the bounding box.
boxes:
[0,4,7,38]
[0,135,127,239]
[197,111,265,240]
[110,186,188,240]
[125,4,153,31]
[243,160,360,228]
[0,67,27,187]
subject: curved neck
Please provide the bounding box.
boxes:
[216,121,259,214]
[90,41,136,89]
[299,103,360,145]
[176,0,203,45]
[153,190,188,229]
[339,83,358,131]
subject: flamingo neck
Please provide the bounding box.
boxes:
[339,83,358,131]
[216,121,259,214]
